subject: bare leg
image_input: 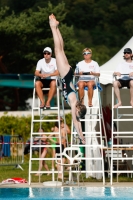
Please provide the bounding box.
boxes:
[87,81,95,106]
[35,81,45,106]
[57,157,65,179]
[49,14,70,78]
[129,80,133,107]
[35,149,48,176]
[78,81,85,102]
[46,80,56,107]
[50,14,68,65]
[113,81,122,108]
[56,27,68,65]
[43,161,50,175]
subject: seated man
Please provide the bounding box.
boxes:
[113,48,133,108]
[35,47,59,109]
[75,48,100,107]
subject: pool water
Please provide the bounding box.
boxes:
[0,187,133,200]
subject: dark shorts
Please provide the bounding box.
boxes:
[36,77,56,94]
[118,79,132,89]
[55,144,65,154]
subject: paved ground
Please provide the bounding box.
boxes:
[0,181,133,188]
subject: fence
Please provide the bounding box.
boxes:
[0,135,24,170]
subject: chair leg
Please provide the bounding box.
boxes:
[80,169,84,186]
[56,165,62,186]
[56,170,59,187]
[77,166,79,187]
[62,166,64,186]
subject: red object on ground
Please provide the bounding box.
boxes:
[2,177,27,184]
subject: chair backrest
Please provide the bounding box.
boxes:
[63,147,82,164]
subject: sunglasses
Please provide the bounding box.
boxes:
[83,52,91,55]
[44,52,51,55]
[124,52,131,54]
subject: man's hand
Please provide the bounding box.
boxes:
[129,72,133,77]
[90,71,94,75]
[114,72,121,77]
[41,74,50,79]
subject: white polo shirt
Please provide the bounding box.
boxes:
[36,58,57,79]
[114,60,133,80]
[76,60,100,81]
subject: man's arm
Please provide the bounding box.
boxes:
[113,72,121,76]
[129,72,133,77]
[35,70,43,78]
[35,69,59,79]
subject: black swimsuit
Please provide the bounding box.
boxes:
[61,68,76,104]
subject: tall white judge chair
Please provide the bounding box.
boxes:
[28,77,68,186]
[111,74,133,185]
[71,75,108,185]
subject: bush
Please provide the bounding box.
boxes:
[0,113,72,141]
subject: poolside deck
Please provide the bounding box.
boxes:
[0,182,133,188]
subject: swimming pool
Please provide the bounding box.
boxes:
[0,187,133,199]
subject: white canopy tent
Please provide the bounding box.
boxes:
[99,36,133,85]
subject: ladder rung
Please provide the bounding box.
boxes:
[113,132,133,134]
[31,132,60,135]
[72,132,101,134]
[114,136,133,138]
[30,170,58,173]
[32,106,59,110]
[31,145,59,148]
[114,106,132,108]
[72,144,103,147]
[112,158,133,160]
[31,158,59,161]
[79,170,104,173]
[118,114,133,117]
[80,119,100,122]
[112,145,133,148]
[111,170,133,173]
[74,157,103,160]
[86,106,100,109]
[32,119,59,122]
[113,119,133,121]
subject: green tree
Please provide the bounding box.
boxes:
[0,2,83,110]
[0,113,71,141]
[0,2,84,73]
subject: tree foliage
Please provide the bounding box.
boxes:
[0,113,71,141]
[0,2,83,74]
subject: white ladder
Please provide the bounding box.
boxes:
[111,86,133,184]
[28,78,65,185]
[71,77,108,185]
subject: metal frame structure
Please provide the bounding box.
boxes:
[28,77,67,185]
[71,75,108,185]
[111,83,133,185]
[0,135,24,170]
